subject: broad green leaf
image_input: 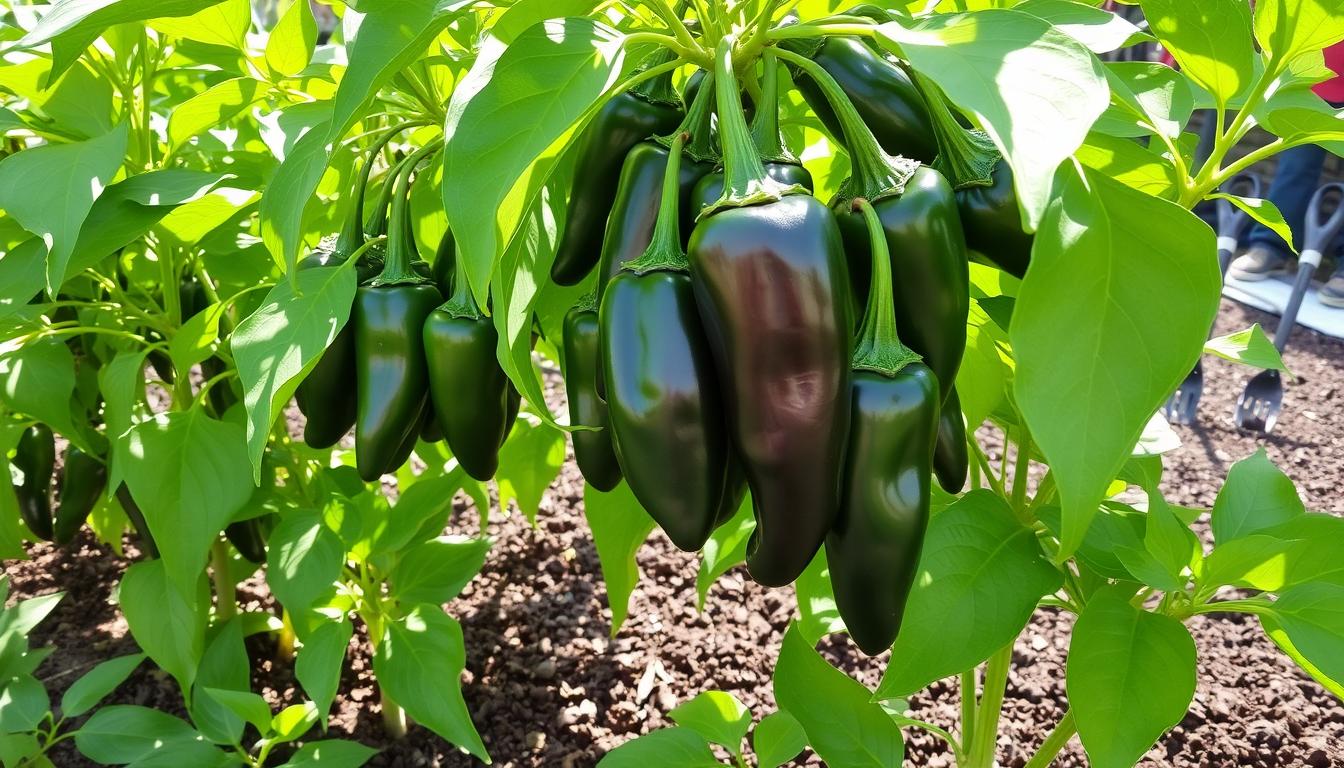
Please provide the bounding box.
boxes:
[1142,493,1199,587]
[583,482,655,634]
[0,122,127,291]
[296,618,352,719]
[1138,0,1255,107]
[190,619,251,744]
[118,560,205,691]
[167,78,265,150]
[61,653,143,717]
[695,497,753,610]
[1099,62,1194,139]
[0,338,84,446]
[1076,131,1178,198]
[775,625,903,767]
[597,727,721,768]
[389,536,490,606]
[876,9,1108,228]
[795,550,843,644]
[0,675,48,732]
[271,701,320,743]
[1260,514,1344,589]
[170,299,229,375]
[232,262,358,480]
[1039,503,1143,583]
[365,473,461,556]
[956,299,1011,429]
[0,238,47,321]
[0,732,40,766]
[1211,449,1304,544]
[443,16,628,305]
[75,705,207,764]
[1012,166,1218,556]
[1014,0,1151,53]
[278,740,379,768]
[122,409,253,600]
[877,491,1062,698]
[1261,583,1344,695]
[258,116,335,275]
[495,419,565,522]
[669,691,751,755]
[1068,586,1196,768]
[373,605,488,762]
[1204,324,1289,372]
[201,688,272,735]
[1200,534,1302,594]
[149,0,251,48]
[1261,611,1344,699]
[1208,195,1295,256]
[753,710,807,768]
[1254,0,1344,66]
[265,0,316,78]
[268,511,344,614]
[156,186,260,245]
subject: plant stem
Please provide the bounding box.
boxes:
[139,31,155,169]
[967,644,1012,768]
[1024,710,1076,768]
[381,688,408,738]
[1193,597,1272,616]
[212,538,237,622]
[1011,429,1033,516]
[623,132,688,274]
[960,668,978,751]
[851,198,920,376]
[276,609,297,662]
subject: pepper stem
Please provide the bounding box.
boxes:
[335,124,424,257]
[441,243,483,318]
[701,36,806,218]
[623,131,689,275]
[773,47,917,204]
[749,49,796,164]
[904,65,998,189]
[369,139,442,286]
[852,197,920,377]
[630,47,682,107]
[659,70,717,162]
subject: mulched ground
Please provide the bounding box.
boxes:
[8,297,1344,767]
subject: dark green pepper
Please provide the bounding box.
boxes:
[688,43,852,587]
[423,255,521,481]
[53,446,106,547]
[562,299,622,492]
[115,483,157,558]
[783,36,936,163]
[431,227,455,298]
[600,132,734,552]
[13,424,55,541]
[551,52,684,286]
[828,198,940,656]
[226,517,269,564]
[934,391,969,493]
[354,146,442,481]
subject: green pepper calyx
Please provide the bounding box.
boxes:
[906,66,1000,190]
[622,132,690,275]
[851,197,922,378]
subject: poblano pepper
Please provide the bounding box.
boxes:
[53,446,106,547]
[353,144,443,481]
[13,424,55,541]
[600,131,736,552]
[828,198,940,656]
[551,51,684,286]
[688,39,852,587]
[563,297,622,492]
[423,249,521,481]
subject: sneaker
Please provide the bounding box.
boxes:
[1228,245,1292,282]
[1321,263,1344,308]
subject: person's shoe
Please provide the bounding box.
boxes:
[1229,246,1292,281]
[1321,263,1344,308]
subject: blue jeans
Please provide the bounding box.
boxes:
[1246,143,1330,258]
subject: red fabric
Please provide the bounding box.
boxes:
[1315,41,1344,104]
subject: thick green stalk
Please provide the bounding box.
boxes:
[630,47,683,106]
[905,66,998,189]
[369,139,442,285]
[1024,710,1076,768]
[960,669,978,747]
[336,123,427,255]
[772,47,916,202]
[442,242,483,319]
[660,70,717,162]
[624,131,689,274]
[211,538,237,621]
[967,644,1013,768]
[851,198,920,376]
[749,50,796,163]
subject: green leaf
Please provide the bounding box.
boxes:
[122,409,253,600]
[75,705,205,764]
[265,0,316,78]
[0,732,41,766]
[156,186,259,245]
[795,550,843,644]
[669,691,751,755]
[695,497,753,610]
[1209,194,1296,256]
[190,619,251,744]
[1200,534,1302,594]
[583,482,655,634]
[296,618,352,719]
[1261,610,1344,699]
[0,238,47,321]
[1014,0,1152,53]
[258,116,335,275]
[232,262,358,480]
[443,16,628,304]
[1259,513,1344,589]
[1204,324,1289,372]
[877,491,1062,698]
[60,653,144,717]
[1068,586,1196,768]
[167,78,265,151]
[1012,165,1219,556]
[1138,0,1255,107]
[775,625,903,766]
[495,419,565,523]
[118,560,205,691]
[1261,583,1344,695]
[201,688,272,735]
[267,510,344,614]
[876,9,1108,228]
[389,536,490,606]
[0,675,48,732]
[271,701,320,743]
[170,299,229,375]
[597,727,721,767]
[1211,448,1304,544]
[1076,132,1178,198]
[0,122,127,291]
[277,740,379,768]
[753,710,807,768]
[0,338,84,446]
[1254,0,1344,66]
[149,0,251,49]
[1100,62,1194,140]
[373,605,488,762]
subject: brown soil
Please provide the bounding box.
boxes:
[7,298,1344,768]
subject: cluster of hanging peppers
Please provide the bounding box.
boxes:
[552,13,1033,655]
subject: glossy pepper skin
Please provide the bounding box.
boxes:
[829,365,939,654]
[226,518,269,563]
[958,161,1032,278]
[787,37,936,163]
[934,390,969,492]
[13,424,55,541]
[53,447,106,546]
[551,93,684,286]
[562,304,622,492]
[688,195,853,587]
[115,483,158,558]
[690,163,813,218]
